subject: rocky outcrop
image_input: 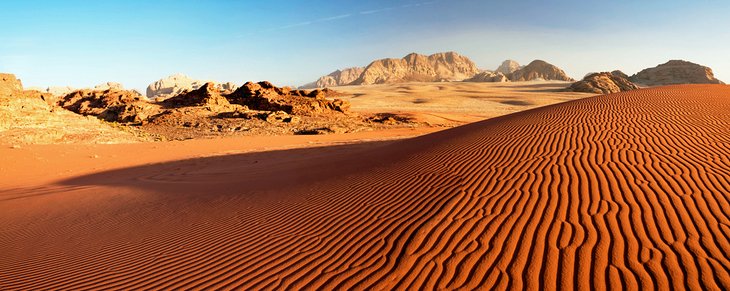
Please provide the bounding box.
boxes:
[93,82,123,91]
[508,60,573,82]
[227,81,349,116]
[59,89,157,123]
[350,52,480,85]
[146,74,240,99]
[1,73,141,144]
[495,60,522,75]
[146,74,206,99]
[611,70,630,80]
[161,82,232,108]
[0,73,23,97]
[630,60,724,86]
[569,72,639,94]
[300,67,365,89]
[463,71,509,83]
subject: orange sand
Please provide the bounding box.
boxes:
[1,85,729,289]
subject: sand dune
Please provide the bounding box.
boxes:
[1,85,730,289]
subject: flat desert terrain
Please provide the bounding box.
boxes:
[336,81,590,125]
[1,84,729,289]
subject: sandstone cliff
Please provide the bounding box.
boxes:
[630,60,724,86]
[495,60,522,75]
[147,74,239,99]
[350,52,480,85]
[508,60,573,82]
[300,67,365,89]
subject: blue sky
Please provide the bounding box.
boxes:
[1,0,729,91]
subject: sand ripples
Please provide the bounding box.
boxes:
[1,85,729,289]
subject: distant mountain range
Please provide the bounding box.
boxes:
[300,52,574,88]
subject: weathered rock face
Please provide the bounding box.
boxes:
[46,86,77,97]
[611,70,630,80]
[59,89,156,123]
[495,60,522,75]
[217,82,239,94]
[350,52,480,85]
[146,74,240,99]
[94,82,124,91]
[161,82,234,110]
[463,71,509,83]
[569,72,639,94]
[227,81,350,115]
[300,67,365,89]
[508,60,573,82]
[630,60,724,86]
[146,74,205,99]
[0,73,23,97]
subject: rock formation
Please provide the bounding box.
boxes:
[0,74,23,97]
[463,71,509,83]
[508,60,573,82]
[93,82,124,91]
[569,71,639,94]
[227,81,349,115]
[161,82,233,109]
[1,73,140,143]
[350,52,480,85]
[630,60,724,86]
[146,74,206,99]
[611,70,630,80]
[495,60,522,75]
[146,74,240,99]
[300,67,365,89]
[59,89,156,123]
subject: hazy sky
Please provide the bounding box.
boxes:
[1,0,729,91]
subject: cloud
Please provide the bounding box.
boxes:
[241,1,438,36]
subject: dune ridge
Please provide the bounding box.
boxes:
[1,85,730,289]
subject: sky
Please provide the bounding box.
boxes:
[1,0,729,92]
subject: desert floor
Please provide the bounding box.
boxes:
[2,84,729,289]
[335,81,591,125]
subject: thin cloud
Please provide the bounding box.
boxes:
[241,1,438,36]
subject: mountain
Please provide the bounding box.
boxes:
[351,52,480,85]
[508,60,573,81]
[630,60,724,86]
[495,60,522,75]
[299,67,364,89]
